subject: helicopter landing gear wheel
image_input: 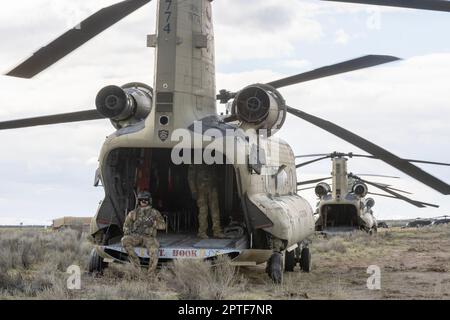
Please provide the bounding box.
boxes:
[266,252,283,284]
[88,248,108,274]
[284,249,296,272]
[299,247,311,273]
[371,227,378,235]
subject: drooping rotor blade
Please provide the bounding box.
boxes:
[297,177,332,186]
[368,192,401,199]
[266,55,400,89]
[351,174,412,193]
[368,192,439,208]
[295,154,329,159]
[0,110,105,130]
[362,179,439,208]
[296,156,331,168]
[286,106,450,195]
[6,0,152,78]
[384,186,413,195]
[297,186,316,191]
[403,159,450,166]
[296,152,450,167]
[322,0,450,12]
[356,174,400,179]
[351,154,450,166]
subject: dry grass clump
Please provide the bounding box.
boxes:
[324,277,348,299]
[160,255,247,300]
[422,224,450,235]
[85,279,172,300]
[0,228,91,272]
[270,273,310,300]
[314,237,347,254]
[0,228,90,298]
[0,228,248,300]
[103,262,149,281]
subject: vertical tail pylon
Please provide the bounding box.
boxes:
[149,0,217,142]
[332,157,349,201]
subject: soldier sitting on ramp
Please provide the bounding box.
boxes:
[121,191,166,275]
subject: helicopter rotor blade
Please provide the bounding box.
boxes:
[296,156,331,168]
[362,178,439,208]
[6,0,152,78]
[297,186,316,191]
[297,177,332,186]
[295,154,330,159]
[322,0,450,12]
[368,192,439,208]
[286,106,450,195]
[350,154,450,166]
[368,192,401,199]
[356,174,400,179]
[266,55,400,89]
[296,152,450,167]
[402,159,450,166]
[0,110,105,130]
[384,186,413,195]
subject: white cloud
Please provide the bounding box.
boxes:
[213,0,324,63]
[279,59,311,69]
[334,28,350,44]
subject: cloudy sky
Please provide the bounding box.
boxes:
[0,0,449,225]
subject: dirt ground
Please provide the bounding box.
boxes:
[236,226,450,299]
[1,225,449,300]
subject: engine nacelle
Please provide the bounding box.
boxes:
[353,182,368,198]
[232,84,286,132]
[96,82,153,129]
[315,182,331,198]
[365,198,375,209]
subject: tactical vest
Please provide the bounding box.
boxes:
[131,207,157,236]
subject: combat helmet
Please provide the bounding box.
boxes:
[137,191,152,205]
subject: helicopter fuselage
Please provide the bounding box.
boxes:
[89,0,315,265]
[313,157,377,233]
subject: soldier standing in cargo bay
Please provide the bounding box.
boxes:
[188,165,224,239]
[121,191,165,274]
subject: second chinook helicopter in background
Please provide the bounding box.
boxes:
[296,152,449,234]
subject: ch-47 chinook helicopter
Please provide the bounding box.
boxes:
[295,152,449,234]
[0,0,450,283]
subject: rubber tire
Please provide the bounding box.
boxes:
[284,250,296,272]
[267,252,283,284]
[295,246,302,264]
[299,247,311,273]
[88,248,107,274]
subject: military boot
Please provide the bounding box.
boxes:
[197,231,209,239]
[213,229,225,239]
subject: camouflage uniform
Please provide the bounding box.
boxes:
[121,205,165,274]
[188,165,223,238]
